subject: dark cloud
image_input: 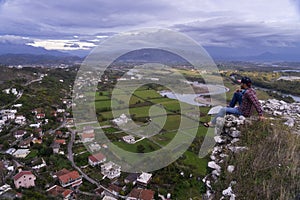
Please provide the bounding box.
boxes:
[0,0,299,55]
[64,43,80,48]
[0,0,172,36]
[173,20,300,48]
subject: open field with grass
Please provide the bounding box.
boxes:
[113,138,161,153]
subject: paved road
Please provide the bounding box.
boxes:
[67,128,100,187]
[66,128,127,198]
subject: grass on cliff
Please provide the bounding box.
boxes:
[213,119,300,200]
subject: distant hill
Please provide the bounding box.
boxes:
[0,54,82,65]
[114,48,190,65]
[205,47,300,62]
[0,43,83,65]
[0,43,72,57]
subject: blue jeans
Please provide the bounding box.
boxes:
[211,107,242,124]
[229,91,243,107]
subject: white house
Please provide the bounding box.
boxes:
[11,88,18,96]
[13,104,22,108]
[13,149,31,158]
[112,114,130,126]
[101,161,121,179]
[0,120,5,126]
[29,123,41,128]
[137,172,152,186]
[122,135,136,144]
[15,115,26,125]
[88,143,101,152]
[57,109,65,113]
[14,130,27,139]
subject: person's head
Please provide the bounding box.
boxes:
[240,76,252,89]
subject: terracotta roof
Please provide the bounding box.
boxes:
[58,171,80,184]
[55,139,66,144]
[129,189,154,200]
[55,168,70,177]
[13,171,34,181]
[108,184,122,193]
[89,152,106,163]
[55,130,63,135]
[140,190,155,200]
[81,133,95,139]
[47,185,73,198]
[15,130,26,135]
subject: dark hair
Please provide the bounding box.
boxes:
[241,76,252,86]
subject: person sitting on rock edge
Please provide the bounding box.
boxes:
[204,76,264,127]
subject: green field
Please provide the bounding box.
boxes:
[113,138,161,153]
[182,150,208,176]
[134,89,162,99]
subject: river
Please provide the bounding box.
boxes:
[159,83,228,106]
[254,86,300,102]
[159,84,300,106]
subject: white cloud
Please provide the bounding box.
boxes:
[0,35,33,44]
[27,39,97,50]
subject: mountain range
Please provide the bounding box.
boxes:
[0,43,299,65]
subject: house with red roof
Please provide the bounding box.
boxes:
[58,170,82,188]
[47,185,73,200]
[55,139,66,145]
[13,170,36,189]
[88,152,106,167]
[127,188,155,200]
[80,133,95,143]
[14,130,27,139]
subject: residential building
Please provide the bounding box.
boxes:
[14,130,27,139]
[18,138,32,148]
[106,184,122,197]
[137,172,152,187]
[0,120,5,126]
[15,115,26,125]
[55,139,66,145]
[88,143,101,152]
[124,173,140,185]
[13,149,31,158]
[88,152,106,167]
[36,113,45,119]
[80,133,95,143]
[101,161,121,179]
[122,135,135,144]
[127,188,155,200]
[58,170,82,188]
[83,126,94,134]
[47,185,73,200]
[13,170,36,189]
[51,142,60,154]
[112,114,129,126]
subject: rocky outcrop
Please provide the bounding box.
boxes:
[203,99,300,199]
[203,114,247,200]
[260,99,300,134]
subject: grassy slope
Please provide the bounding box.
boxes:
[213,120,300,200]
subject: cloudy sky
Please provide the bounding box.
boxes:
[0,0,300,57]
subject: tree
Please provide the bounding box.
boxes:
[137,144,145,153]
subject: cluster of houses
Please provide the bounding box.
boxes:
[0,87,160,199]
[2,88,19,96]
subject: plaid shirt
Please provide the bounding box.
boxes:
[238,88,263,117]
